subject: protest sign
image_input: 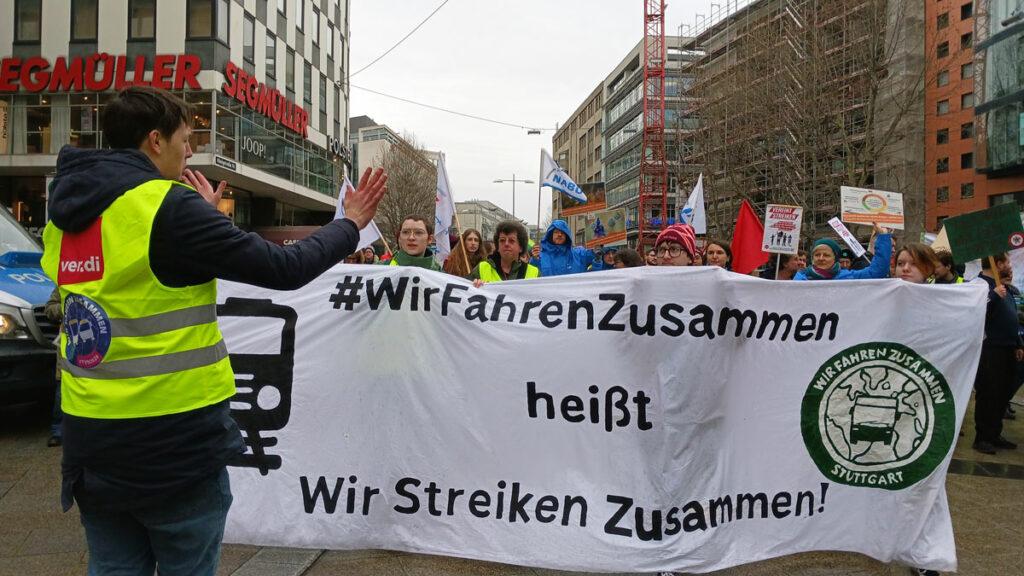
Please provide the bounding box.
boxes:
[840,186,904,230]
[218,268,985,573]
[943,203,1024,265]
[583,208,627,244]
[761,205,803,255]
[828,217,867,258]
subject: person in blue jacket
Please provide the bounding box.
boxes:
[530,220,595,277]
[794,223,892,280]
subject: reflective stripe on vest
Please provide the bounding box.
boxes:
[477,260,540,282]
[41,179,235,419]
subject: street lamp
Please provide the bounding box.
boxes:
[493,174,534,220]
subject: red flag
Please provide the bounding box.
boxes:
[731,200,770,274]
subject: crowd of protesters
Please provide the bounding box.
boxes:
[363,215,1020,468]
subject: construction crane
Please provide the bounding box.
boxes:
[637,0,669,253]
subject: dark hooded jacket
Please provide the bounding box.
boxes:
[48,146,360,512]
[530,220,593,276]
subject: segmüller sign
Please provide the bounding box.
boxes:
[222,60,308,137]
[216,267,985,573]
[0,53,201,92]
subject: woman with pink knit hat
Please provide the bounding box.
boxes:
[653,223,698,267]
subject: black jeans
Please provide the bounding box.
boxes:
[974,346,1016,443]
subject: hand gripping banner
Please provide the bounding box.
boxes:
[217,266,986,573]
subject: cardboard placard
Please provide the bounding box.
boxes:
[943,203,1024,264]
[762,205,803,255]
[840,186,904,230]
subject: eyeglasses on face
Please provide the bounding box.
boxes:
[656,245,684,257]
[400,229,428,238]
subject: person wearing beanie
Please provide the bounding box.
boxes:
[654,223,698,267]
[794,223,892,281]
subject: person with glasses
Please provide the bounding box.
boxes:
[653,223,698,267]
[382,215,442,271]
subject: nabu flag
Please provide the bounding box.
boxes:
[334,175,382,251]
[540,149,586,203]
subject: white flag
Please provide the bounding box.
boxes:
[334,175,382,251]
[540,149,586,203]
[680,173,706,234]
[434,154,456,265]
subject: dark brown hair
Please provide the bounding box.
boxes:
[493,220,529,256]
[102,86,192,149]
[614,248,644,268]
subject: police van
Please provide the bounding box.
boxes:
[0,207,58,403]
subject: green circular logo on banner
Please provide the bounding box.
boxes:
[801,343,955,490]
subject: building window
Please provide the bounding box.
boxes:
[937,128,949,144]
[286,48,295,92]
[937,157,949,173]
[277,0,286,15]
[961,62,973,80]
[266,33,277,78]
[311,8,320,45]
[217,0,230,43]
[243,14,255,63]
[71,0,98,41]
[937,100,950,115]
[960,2,973,19]
[936,42,949,58]
[960,32,972,49]
[297,1,304,31]
[328,22,334,58]
[304,61,312,104]
[15,0,41,42]
[961,182,974,198]
[937,70,949,87]
[961,92,974,108]
[937,12,949,29]
[961,152,974,169]
[187,0,213,38]
[128,0,156,40]
[937,187,949,203]
[961,122,974,139]
[319,75,327,113]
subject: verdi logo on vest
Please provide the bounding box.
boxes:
[57,218,104,285]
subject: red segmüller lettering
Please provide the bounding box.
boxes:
[222,61,308,138]
[0,53,201,93]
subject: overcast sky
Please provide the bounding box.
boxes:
[349,0,710,225]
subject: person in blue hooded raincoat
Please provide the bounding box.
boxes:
[530,220,595,276]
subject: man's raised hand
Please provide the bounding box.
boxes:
[343,167,388,230]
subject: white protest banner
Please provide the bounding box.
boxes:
[829,217,867,258]
[841,186,905,230]
[217,268,985,574]
[761,204,803,255]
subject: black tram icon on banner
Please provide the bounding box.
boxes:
[218,297,297,476]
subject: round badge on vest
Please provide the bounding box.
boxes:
[63,294,112,368]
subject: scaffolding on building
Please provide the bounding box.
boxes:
[677,0,925,241]
[637,0,670,252]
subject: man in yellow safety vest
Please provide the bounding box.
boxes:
[41,86,387,574]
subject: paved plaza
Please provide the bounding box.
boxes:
[2,396,1021,576]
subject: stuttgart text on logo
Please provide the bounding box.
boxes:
[800,343,955,491]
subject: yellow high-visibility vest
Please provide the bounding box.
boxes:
[41,179,235,419]
[477,260,540,282]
